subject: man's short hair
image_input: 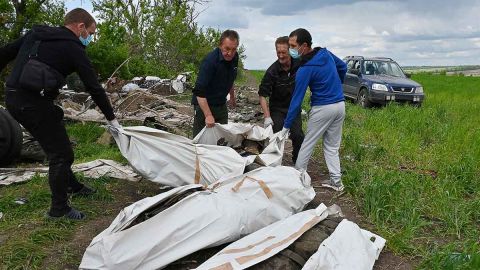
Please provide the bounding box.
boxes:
[289,28,312,47]
[275,36,289,48]
[220,29,239,45]
[64,8,96,28]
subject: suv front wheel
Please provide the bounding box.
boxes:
[357,88,372,108]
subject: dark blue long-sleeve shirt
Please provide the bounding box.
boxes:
[192,47,238,106]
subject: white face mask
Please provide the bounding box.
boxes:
[289,44,304,59]
[79,27,93,46]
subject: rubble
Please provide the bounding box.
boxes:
[230,86,264,123]
[56,71,195,136]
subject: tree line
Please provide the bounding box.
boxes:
[1,0,244,97]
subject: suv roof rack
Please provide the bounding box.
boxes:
[369,57,394,61]
[345,55,364,59]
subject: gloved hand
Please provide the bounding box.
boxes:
[108,119,122,128]
[264,117,274,128]
[107,119,122,135]
[280,127,290,139]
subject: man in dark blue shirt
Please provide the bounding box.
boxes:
[192,30,239,137]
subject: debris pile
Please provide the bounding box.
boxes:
[230,86,264,123]
[57,73,195,135]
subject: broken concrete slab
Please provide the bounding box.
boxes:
[0,159,141,186]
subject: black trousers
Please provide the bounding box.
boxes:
[5,88,83,216]
[270,109,304,163]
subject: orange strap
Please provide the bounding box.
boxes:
[208,262,234,270]
[220,236,276,255]
[235,216,322,265]
[231,176,273,199]
[194,146,201,184]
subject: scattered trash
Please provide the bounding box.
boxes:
[0,159,141,186]
[14,198,28,205]
[0,212,3,220]
[121,83,141,93]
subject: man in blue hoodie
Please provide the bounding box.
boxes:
[282,28,347,191]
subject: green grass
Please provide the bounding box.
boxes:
[249,70,266,85]
[1,73,479,269]
[66,122,125,163]
[0,173,119,269]
[0,122,139,269]
[332,74,480,269]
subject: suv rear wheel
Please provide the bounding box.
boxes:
[357,88,372,108]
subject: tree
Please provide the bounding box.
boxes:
[89,0,244,79]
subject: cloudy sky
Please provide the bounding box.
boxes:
[67,0,480,69]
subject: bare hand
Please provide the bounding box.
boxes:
[205,115,215,128]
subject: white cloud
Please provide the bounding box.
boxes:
[198,0,480,68]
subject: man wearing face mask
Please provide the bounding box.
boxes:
[191,30,239,137]
[0,8,121,220]
[258,36,304,163]
[282,28,347,191]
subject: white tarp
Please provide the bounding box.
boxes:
[196,204,331,270]
[193,123,286,166]
[80,166,315,270]
[302,219,386,270]
[0,159,140,185]
[111,126,246,186]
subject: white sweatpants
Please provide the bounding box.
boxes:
[295,101,345,185]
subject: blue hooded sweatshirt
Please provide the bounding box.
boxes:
[283,48,347,129]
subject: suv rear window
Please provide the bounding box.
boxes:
[362,60,405,77]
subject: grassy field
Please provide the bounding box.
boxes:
[0,74,479,269]
[340,74,480,269]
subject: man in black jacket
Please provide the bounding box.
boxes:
[0,8,121,220]
[258,36,304,163]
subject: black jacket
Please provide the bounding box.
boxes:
[258,57,299,112]
[0,25,115,121]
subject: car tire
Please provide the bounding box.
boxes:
[357,88,372,108]
[0,108,23,165]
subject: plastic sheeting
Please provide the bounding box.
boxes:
[111,126,246,186]
[196,204,331,270]
[80,166,315,270]
[0,159,140,185]
[302,219,386,270]
[193,123,286,166]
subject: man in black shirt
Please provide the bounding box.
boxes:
[258,36,304,163]
[191,30,239,137]
[0,8,121,220]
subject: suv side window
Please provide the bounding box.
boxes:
[346,60,355,73]
[353,61,361,70]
